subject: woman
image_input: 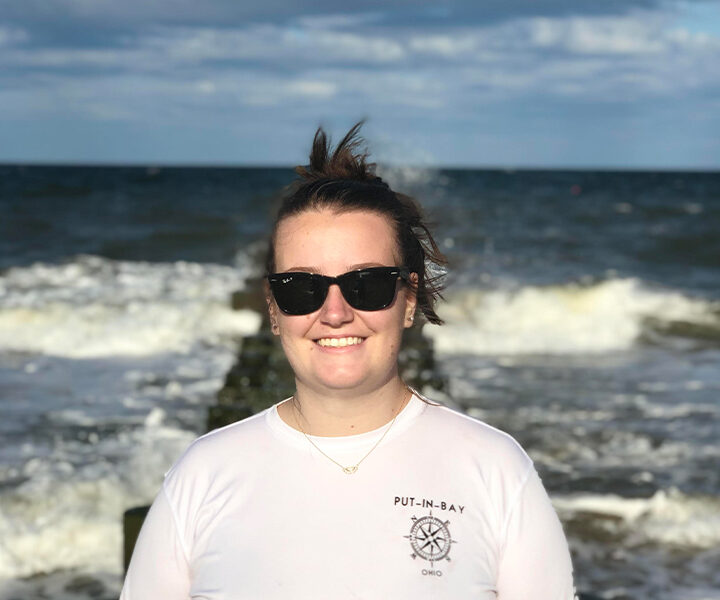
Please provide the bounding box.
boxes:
[121,124,577,599]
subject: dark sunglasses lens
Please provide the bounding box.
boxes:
[342,269,398,311]
[271,274,326,315]
[270,268,403,315]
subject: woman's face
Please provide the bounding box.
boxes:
[269,208,416,396]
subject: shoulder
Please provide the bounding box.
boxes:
[164,407,273,486]
[415,396,533,476]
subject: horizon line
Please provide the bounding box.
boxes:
[1,160,719,174]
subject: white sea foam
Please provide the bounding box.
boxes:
[424,278,719,355]
[375,164,443,189]
[0,570,121,600]
[0,422,194,579]
[0,254,264,584]
[553,487,720,549]
[0,255,262,357]
[0,339,240,585]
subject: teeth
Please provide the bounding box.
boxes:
[317,337,363,347]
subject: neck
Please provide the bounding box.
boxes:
[280,378,410,437]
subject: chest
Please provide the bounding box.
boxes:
[187,464,502,599]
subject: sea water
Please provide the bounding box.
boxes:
[1,165,719,599]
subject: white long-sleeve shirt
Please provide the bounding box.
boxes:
[121,393,576,599]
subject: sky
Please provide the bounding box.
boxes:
[1,0,719,168]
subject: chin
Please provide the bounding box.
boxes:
[318,376,370,391]
[308,369,381,393]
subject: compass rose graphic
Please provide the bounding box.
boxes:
[404,510,456,566]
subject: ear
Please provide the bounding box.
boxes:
[404,272,418,328]
[265,282,280,336]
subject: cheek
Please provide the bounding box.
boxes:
[278,316,314,344]
[376,311,406,344]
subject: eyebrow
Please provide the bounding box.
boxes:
[282,266,320,273]
[349,262,390,270]
[280,262,391,274]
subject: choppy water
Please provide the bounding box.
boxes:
[1,165,719,599]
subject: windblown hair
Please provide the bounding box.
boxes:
[266,122,447,325]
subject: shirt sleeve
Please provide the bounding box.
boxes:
[119,484,192,600]
[495,467,577,600]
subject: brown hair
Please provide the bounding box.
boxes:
[266,122,447,325]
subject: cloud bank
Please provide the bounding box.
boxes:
[1,0,718,166]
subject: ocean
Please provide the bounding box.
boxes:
[1,165,719,599]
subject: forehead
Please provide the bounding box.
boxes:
[274,208,399,272]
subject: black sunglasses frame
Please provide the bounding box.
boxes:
[268,266,411,315]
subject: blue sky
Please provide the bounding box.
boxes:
[1,0,719,168]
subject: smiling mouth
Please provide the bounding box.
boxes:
[315,336,365,348]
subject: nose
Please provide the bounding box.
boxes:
[319,283,354,326]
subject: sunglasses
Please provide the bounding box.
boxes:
[268,266,411,315]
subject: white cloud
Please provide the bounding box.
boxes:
[1,7,719,137]
[307,29,406,62]
[243,78,338,106]
[295,12,385,30]
[195,80,217,94]
[133,23,406,66]
[408,33,479,58]
[2,47,154,69]
[529,15,670,54]
[285,80,337,98]
[428,12,720,101]
[0,69,342,120]
[0,25,28,46]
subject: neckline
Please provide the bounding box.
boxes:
[266,391,426,451]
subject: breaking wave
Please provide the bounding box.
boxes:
[0,255,261,357]
[424,278,719,355]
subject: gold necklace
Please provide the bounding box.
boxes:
[292,386,411,475]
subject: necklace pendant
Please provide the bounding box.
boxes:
[342,465,358,475]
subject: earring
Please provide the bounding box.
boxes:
[271,319,279,334]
